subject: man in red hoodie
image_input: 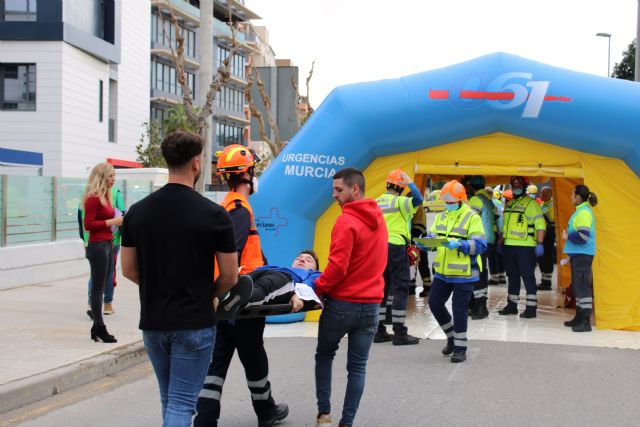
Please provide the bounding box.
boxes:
[314,167,388,427]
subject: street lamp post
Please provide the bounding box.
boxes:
[596,32,611,77]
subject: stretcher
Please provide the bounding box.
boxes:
[215,275,322,320]
[216,303,320,320]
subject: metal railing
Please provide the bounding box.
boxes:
[0,175,153,247]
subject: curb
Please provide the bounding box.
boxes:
[0,341,147,414]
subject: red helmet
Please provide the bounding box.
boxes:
[216,144,257,175]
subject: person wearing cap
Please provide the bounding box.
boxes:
[498,176,546,318]
[374,169,423,345]
[464,175,495,319]
[537,186,556,291]
[421,180,487,363]
[195,144,288,427]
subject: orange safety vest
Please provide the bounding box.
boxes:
[217,191,264,275]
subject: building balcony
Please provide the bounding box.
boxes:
[153,0,200,27]
[214,0,261,21]
[150,89,182,106]
[213,19,257,54]
[151,44,200,69]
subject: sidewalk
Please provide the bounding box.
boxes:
[0,273,147,413]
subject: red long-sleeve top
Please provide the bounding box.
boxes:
[84,195,114,243]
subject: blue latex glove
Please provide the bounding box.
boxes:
[458,240,470,255]
[535,243,544,257]
[443,239,461,250]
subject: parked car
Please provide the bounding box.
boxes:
[423,189,445,212]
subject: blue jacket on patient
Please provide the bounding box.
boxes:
[254,265,321,289]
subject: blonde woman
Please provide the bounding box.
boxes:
[83,162,122,343]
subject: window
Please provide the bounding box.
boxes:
[2,0,37,21]
[98,80,103,122]
[215,122,245,147]
[1,63,36,111]
[151,60,195,96]
[217,86,244,113]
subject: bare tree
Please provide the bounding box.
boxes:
[155,0,239,191]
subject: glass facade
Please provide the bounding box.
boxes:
[215,122,244,147]
[151,13,196,58]
[63,0,102,38]
[216,46,246,79]
[2,0,37,21]
[151,60,195,96]
[217,85,244,113]
[0,63,36,111]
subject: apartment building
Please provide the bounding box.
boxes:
[0,0,150,177]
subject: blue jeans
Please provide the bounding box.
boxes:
[88,245,119,304]
[143,327,217,427]
[315,297,378,426]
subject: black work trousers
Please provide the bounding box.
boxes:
[194,318,277,425]
[380,243,410,334]
[538,225,556,279]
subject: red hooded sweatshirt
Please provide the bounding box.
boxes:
[315,198,388,303]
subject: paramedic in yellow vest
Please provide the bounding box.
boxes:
[498,176,546,318]
[422,180,487,363]
[196,145,289,427]
[537,186,556,291]
[373,169,423,345]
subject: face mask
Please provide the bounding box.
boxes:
[512,188,524,196]
[528,194,536,199]
[445,203,459,212]
[251,176,259,195]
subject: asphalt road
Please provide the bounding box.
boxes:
[3,337,639,427]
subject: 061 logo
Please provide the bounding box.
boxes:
[429,72,571,118]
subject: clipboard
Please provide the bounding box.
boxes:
[414,237,448,247]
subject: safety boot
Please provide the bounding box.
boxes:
[488,277,500,286]
[258,403,289,427]
[519,310,536,319]
[564,308,581,327]
[392,332,419,345]
[537,281,552,291]
[471,298,489,320]
[441,338,454,356]
[418,286,430,297]
[451,352,466,363]
[373,324,392,343]
[571,311,592,332]
[498,304,518,315]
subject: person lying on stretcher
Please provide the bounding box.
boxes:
[219,250,321,314]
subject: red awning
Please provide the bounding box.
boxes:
[107,158,142,168]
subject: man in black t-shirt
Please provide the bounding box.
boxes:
[121,131,238,427]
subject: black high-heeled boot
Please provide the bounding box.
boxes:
[91,324,117,343]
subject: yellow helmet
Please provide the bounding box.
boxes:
[526,184,538,195]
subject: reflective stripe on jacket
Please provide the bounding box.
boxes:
[502,196,546,247]
[430,203,486,280]
[563,202,596,256]
[376,193,416,245]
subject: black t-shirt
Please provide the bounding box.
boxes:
[121,183,236,331]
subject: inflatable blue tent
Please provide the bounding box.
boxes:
[252,53,640,330]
